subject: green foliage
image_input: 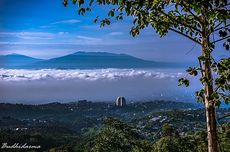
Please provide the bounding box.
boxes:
[195,55,229,105]
[196,89,205,103]
[154,136,193,152]
[219,123,230,151]
[154,123,197,152]
[92,117,153,152]
[162,123,176,137]
[63,0,229,42]
[2,108,228,152]
[178,78,190,87]
[214,58,230,104]
[186,67,198,76]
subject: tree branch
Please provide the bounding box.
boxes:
[180,1,202,23]
[211,3,230,11]
[214,24,230,31]
[211,35,230,44]
[157,9,202,33]
[169,28,201,45]
[218,113,230,121]
[214,22,223,31]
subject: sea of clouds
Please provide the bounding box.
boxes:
[0,68,184,81]
[0,68,201,104]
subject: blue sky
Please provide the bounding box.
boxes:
[0,0,228,63]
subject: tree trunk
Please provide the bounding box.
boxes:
[205,101,218,152]
[202,35,218,152]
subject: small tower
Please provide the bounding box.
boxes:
[115,96,126,107]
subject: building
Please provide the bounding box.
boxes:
[115,96,126,107]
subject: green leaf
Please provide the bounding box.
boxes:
[78,8,86,15]
[178,78,190,87]
[72,0,77,5]
[198,56,205,61]
[78,0,84,7]
[108,9,115,17]
[186,67,198,76]
[195,89,205,103]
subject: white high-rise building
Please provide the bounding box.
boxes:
[115,96,126,107]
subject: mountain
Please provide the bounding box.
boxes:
[26,51,183,69]
[0,54,43,68]
[0,52,186,69]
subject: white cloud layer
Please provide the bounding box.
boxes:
[17,32,54,40]
[0,32,55,40]
[0,68,200,103]
[0,69,183,81]
[51,19,81,24]
[109,32,124,36]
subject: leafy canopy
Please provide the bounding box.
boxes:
[64,0,229,41]
[93,117,152,152]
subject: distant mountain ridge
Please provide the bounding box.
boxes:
[0,53,43,68]
[0,52,185,69]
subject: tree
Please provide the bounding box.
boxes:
[93,117,152,152]
[154,123,197,152]
[161,123,177,137]
[63,1,230,151]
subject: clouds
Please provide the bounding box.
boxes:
[58,32,69,35]
[0,22,201,62]
[0,0,227,63]
[0,32,55,40]
[76,35,102,44]
[0,28,139,59]
[16,32,54,40]
[0,69,184,81]
[51,19,81,24]
[40,19,81,28]
[0,68,200,103]
[108,32,124,36]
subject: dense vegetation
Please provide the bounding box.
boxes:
[0,101,229,151]
[52,118,230,152]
